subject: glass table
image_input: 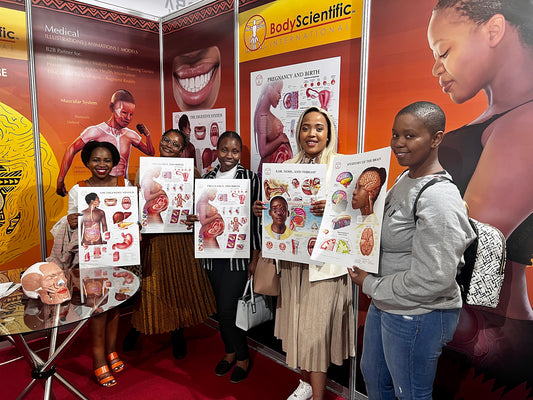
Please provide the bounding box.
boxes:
[0,266,139,400]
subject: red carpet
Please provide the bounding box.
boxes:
[1,316,345,399]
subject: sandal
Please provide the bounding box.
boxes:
[94,365,116,387]
[106,352,124,373]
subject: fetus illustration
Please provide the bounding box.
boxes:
[175,193,184,208]
[142,167,169,224]
[198,188,224,248]
[21,262,71,305]
[231,216,242,232]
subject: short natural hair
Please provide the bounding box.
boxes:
[85,192,98,205]
[396,101,446,135]
[81,141,120,166]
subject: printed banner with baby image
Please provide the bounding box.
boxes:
[78,187,140,268]
[139,157,194,234]
[310,147,391,273]
[194,179,251,258]
[261,163,327,264]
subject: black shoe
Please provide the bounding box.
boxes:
[122,328,140,352]
[171,329,187,359]
[215,358,236,376]
[230,359,252,383]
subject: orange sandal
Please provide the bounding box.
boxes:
[94,365,116,387]
[106,352,124,373]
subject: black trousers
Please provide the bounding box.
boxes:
[207,259,250,361]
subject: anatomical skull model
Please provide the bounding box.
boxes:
[21,262,71,305]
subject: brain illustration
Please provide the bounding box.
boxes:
[360,227,375,256]
[360,171,381,193]
[336,172,353,188]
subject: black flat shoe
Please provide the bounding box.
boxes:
[122,328,140,352]
[171,329,187,359]
[230,359,252,383]
[215,358,236,376]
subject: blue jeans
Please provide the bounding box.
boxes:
[361,302,460,400]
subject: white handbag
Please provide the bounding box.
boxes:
[235,277,273,331]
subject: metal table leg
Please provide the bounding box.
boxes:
[10,306,91,400]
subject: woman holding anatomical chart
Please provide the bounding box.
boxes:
[124,129,215,361]
[254,107,354,400]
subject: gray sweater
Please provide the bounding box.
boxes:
[362,172,476,315]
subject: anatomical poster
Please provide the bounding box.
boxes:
[78,186,140,268]
[172,108,226,176]
[261,163,327,264]
[194,179,251,259]
[139,157,194,234]
[311,148,391,273]
[79,266,140,307]
[250,57,340,175]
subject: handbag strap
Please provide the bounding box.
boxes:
[242,277,255,304]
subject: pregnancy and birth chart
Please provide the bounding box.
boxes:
[194,179,251,259]
[139,157,194,234]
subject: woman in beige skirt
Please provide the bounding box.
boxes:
[254,107,355,400]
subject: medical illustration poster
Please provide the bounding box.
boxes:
[261,163,327,263]
[194,179,251,259]
[250,57,341,175]
[172,108,226,175]
[31,1,161,197]
[311,148,391,273]
[139,157,194,234]
[78,266,140,306]
[78,186,140,268]
[163,0,235,136]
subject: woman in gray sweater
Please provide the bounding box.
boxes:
[348,101,475,400]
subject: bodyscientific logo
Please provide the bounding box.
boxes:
[269,3,352,35]
[243,15,266,52]
[240,1,359,61]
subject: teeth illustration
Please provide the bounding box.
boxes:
[178,68,213,93]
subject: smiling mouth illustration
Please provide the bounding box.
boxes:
[176,68,214,94]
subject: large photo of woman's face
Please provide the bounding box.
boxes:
[172,46,221,111]
[361,0,533,395]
